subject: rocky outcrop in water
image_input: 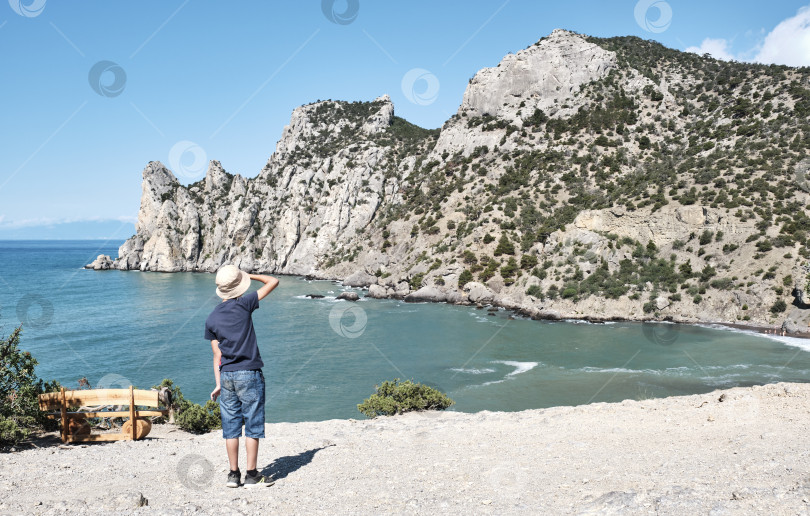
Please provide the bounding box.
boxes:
[85,255,114,270]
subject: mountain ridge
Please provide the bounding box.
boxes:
[105,29,810,332]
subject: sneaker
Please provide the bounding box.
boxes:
[226,469,241,488]
[243,470,274,487]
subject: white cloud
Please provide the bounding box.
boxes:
[685,5,810,67]
[753,5,810,66]
[685,37,736,61]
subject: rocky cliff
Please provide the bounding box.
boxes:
[110,29,810,331]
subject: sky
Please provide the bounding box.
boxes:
[1,0,809,239]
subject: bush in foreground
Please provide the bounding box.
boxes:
[0,326,60,446]
[176,400,221,434]
[153,378,221,434]
[357,379,454,418]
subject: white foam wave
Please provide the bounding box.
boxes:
[762,335,810,353]
[494,360,539,376]
[696,323,810,354]
[482,360,540,385]
[576,364,755,376]
[449,367,496,375]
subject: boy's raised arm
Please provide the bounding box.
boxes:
[250,273,279,301]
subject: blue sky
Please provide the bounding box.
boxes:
[1,0,809,238]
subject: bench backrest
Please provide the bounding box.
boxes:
[38,388,161,411]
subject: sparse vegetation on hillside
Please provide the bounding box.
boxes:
[129,32,810,326]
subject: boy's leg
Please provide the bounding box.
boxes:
[219,371,244,480]
[226,438,240,471]
[239,370,266,472]
[245,437,259,471]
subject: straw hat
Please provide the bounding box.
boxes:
[215,264,251,299]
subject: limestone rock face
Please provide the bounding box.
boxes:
[430,29,616,159]
[115,97,399,276]
[573,205,757,247]
[462,29,616,120]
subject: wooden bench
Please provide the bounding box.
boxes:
[39,386,170,443]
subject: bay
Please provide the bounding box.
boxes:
[1,240,808,423]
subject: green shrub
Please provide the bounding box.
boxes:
[153,378,221,433]
[176,400,221,434]
[494,234,515,256]
[756,239,773,252]
[699,230,714,246]
[699,265,717,282]
[458,269,473,286]
[357,379,454,418]
[710,278,733,290]
[500,257,518,280]
[483,233,495,244]
[526,285,544,298]
[0,326,60,446]
[0,417,28,445]
[520,254,538,270]
[770,300,787,313]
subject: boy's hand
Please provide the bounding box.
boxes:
[250,273,279,301]
[210,386,221,401]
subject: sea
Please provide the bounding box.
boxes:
[1,240,809,423]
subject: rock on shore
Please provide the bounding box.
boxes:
[85,254,114,270]
[2,383,809,514]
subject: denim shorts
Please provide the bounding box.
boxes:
[219,369,266,439]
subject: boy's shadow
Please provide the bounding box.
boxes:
[261,444,334,481]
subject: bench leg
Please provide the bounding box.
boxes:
[129,386,136,440]
[60,387,67,443]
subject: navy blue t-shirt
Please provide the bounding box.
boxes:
[204,291,264,371]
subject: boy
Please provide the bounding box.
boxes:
[205,264,279,488]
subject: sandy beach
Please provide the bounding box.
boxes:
[1,382,808,515]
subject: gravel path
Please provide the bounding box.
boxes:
[1,382,809,515]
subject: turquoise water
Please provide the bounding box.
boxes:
[1,240,809,423]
